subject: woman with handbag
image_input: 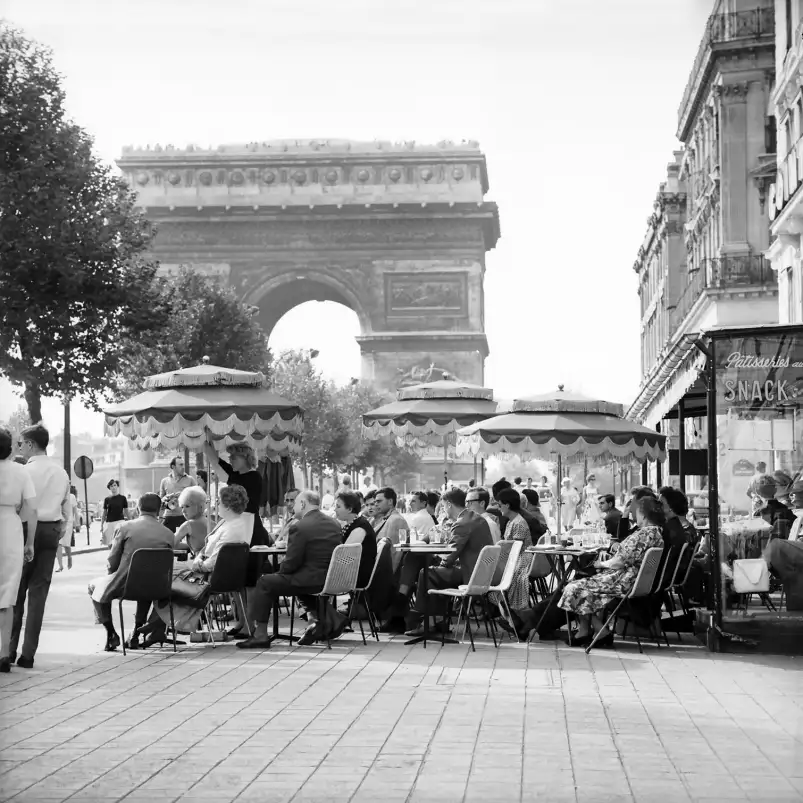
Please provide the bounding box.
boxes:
[134,485,251,647]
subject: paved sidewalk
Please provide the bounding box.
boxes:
[0,553,801,803]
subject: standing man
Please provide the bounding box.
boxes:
[11,424,72,668]
[159,456,195,533]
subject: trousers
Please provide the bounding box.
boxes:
[92,599,151,626]
[10,521,61,659]
[408,565,463,623]
[251,566,321,623]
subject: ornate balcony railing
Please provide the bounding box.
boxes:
[678,5,774,135]
[669,255,776,332]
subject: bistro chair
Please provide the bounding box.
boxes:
[118,548,175,656]
[203,542,251,648]
[348,537,391,643]
[661,543,690,642]
[427,545,501,652]
[585,547,664,655]
[484,539,522,640]
[529,534,555,604]
[290,544,362,649]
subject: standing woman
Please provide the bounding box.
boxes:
[203,440,268,635]
[101,480,128,548]
[56,486,79,572]
[0,428,38,672]
[582,474,602,524]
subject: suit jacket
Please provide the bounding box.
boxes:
[443,508,493,583]
[100,514,175,602]
[279,508,342,589]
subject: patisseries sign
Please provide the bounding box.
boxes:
[716,336,803,407]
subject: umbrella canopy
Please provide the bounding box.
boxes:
[456,386,665,463]
[104,362,303,452]
[362,380,498,445]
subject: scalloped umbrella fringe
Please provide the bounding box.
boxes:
[104,411,302,440]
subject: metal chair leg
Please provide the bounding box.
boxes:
[205,603,216,649]
[466,599,476,652]
[169,602,177,652]
[119,600,126,656]
[349,592,367,645]
[289,596,295,643]
[483,598,498,648]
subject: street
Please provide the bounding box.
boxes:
[0,551,801,803]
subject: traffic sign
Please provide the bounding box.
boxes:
[74,455,94,480]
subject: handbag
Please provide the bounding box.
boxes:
[171,569,211,609]
[732,558,770,594]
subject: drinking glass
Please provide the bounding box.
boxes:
[399,528,408,546]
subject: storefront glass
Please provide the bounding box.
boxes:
[714,330,803,621]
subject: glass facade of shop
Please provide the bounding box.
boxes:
[712,328,803,624]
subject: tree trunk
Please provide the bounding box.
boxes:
[24,383,42,424]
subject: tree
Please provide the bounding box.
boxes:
[0,23,162,422]
[115,267,272,397]
[0,402,31,442]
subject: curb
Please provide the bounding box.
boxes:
[70,546,109,556]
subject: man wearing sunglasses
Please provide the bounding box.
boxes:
[464,487,501,543]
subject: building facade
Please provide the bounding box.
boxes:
[629,0,779,489]
[767,0,803,320]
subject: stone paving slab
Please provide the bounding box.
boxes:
[1,552,802,803]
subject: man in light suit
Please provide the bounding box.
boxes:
[87,493,175,651]
[404,487,493,636]
[239,490,342,649]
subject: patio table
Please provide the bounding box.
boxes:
[525,544,605,644]
[250,545,295,643]
[395,543,455,647]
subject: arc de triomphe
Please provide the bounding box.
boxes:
[118,139,500,392]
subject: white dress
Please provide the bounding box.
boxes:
[582,483,602,523]
[0,460,36,608]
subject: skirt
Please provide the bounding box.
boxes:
[102,521,123,547]
[0,509,24,609]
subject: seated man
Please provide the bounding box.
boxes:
[273,488,300,548]
[87,493,174,651]
[404,487,493,637]
[404,491,435,537]
[764,478,803,610]
[238,490,342,649]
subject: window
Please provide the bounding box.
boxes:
[766,116,777,154]
[787,0,793,52]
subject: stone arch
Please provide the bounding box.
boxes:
[242,269,373,339]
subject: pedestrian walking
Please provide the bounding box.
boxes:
[0,427,38,673]
[10,424,72,669]
[100,479,128,547]
[56,485,78,571]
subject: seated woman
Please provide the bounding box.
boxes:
[135,485,251,647]
[174,486,208,556]
[558,496,665,647]
[334,490,377,589]
[491,488,533,629]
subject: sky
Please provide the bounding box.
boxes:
[0,0,714,436]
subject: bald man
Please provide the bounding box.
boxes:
[239,490,342,649]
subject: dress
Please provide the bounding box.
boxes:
[582,483,602,523]
[341,515,377,588]
[490,514,532,611]
[0,460,36,608]
[218,459,268,585]
[559,525,664,616]
[561,486,580,528]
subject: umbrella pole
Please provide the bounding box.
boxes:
[556,454,562,536]
[443,439,448,490]
[473,455,477,484]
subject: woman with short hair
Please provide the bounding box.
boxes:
[175,486,209,555]
[101,479,128,547]
[559,495,665,647]
[334,491,377,588]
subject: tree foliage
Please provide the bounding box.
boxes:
[0,23,162,422]
[115,267,272,397]
[270,350,422,487]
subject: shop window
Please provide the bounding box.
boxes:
[765,116,777,154]
[787,0,793,52]
[712,331,803,626]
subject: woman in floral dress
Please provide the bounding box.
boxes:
[491,488,533,620]
[559,495,665,647]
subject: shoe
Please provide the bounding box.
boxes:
[16,655,34,669]
[228,630,249,640]
[142,632,167,649]
[296,624,319,646]
[236,637,272,649]
[55,567,63,572]
[125,635,142,651]
[404,625,425,637]
[380,618,407,634]
[330,617,350,641]
[8,651,16,664]
[567,633,593,647]
[105,633,121,652]
[0,658,10,673]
